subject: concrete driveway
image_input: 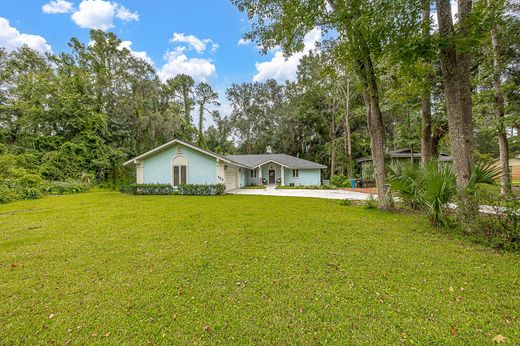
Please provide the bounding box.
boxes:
[227,186,374,200]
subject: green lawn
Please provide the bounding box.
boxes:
[1,192,518,344]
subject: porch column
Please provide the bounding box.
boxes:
[258,165,262,185]
[281,166,285,186]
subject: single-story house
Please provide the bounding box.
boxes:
[123,139,326,191]
[511,157,520,180]
[356,149,453,179]
[497,156,520,180]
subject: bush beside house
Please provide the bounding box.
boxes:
[121,183,226,196]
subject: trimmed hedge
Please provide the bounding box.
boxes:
[121,183,226,196]
[121,184,175,195]
[178,184,226,196]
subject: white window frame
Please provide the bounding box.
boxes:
[250,169,257,178]
[292,169,299,178]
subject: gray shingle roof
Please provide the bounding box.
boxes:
[226,154,326,169]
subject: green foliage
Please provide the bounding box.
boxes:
[178,184,226,196]
[364,195,378,209]
[389,162,457,226]
[389,161,505,227]
[339,198,353,206]
[120,184,175,195]
[468,161,501,191]
[43,180,91,195]
[0,154,45,203]
[330,175,351,188]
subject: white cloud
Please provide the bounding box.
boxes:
[0,17,52,53]
[158,47,216,82]
[42,0,74,14]
[117,40,153,65]
[115,5,139,21]
[71,0,116,30]
[170,32,218,54]
[71,0,138,31]
[252,27,321,83]
[237,38,250,46]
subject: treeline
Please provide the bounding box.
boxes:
[0,30,223,190]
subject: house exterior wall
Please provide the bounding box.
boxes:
[239,168,246,187]
[245,168,260,185]
[142,144,217,185]
[510,158,520,180]
[284,168,321,186]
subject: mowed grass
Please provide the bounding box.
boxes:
[0,192,518,345]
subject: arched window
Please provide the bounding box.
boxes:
[172,155,187,187]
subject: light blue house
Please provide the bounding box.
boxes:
[123,139,326,191]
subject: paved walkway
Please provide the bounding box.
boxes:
[228,186,374,200]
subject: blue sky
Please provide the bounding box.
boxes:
[0,0,322,118]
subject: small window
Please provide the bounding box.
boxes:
[250,169,257,178]
[292,169,299,178]
[176,145,183,154]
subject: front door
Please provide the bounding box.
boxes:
[268,169,275,184]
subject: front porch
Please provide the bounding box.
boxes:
[245,161,290,186]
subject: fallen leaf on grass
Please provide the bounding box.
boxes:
[11,263,17,269]
[48,313,55,319]
[203,325,212,334]
[450,327,457,336]
[492,335,506,343]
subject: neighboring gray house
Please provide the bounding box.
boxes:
[356,149,453,179]
[124,139,326,191]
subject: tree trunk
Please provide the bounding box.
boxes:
[421,0,434,164]
[436,0,474,190]
[490,14,511,194]
[343,80,354,178]
[330,111,337,178]
[359,54,390,210]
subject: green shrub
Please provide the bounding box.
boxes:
[364,195,378,209]
[21,187,43,200]
[44,180,91,195]
[339,199,353,206]
[120,184,174,195]
[178,184,226,196]
[330,174,350,188]
[0,184,20,204]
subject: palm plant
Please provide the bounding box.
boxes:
[389,161,499,227]
[387,163,423,209]
[419,162,456,226]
